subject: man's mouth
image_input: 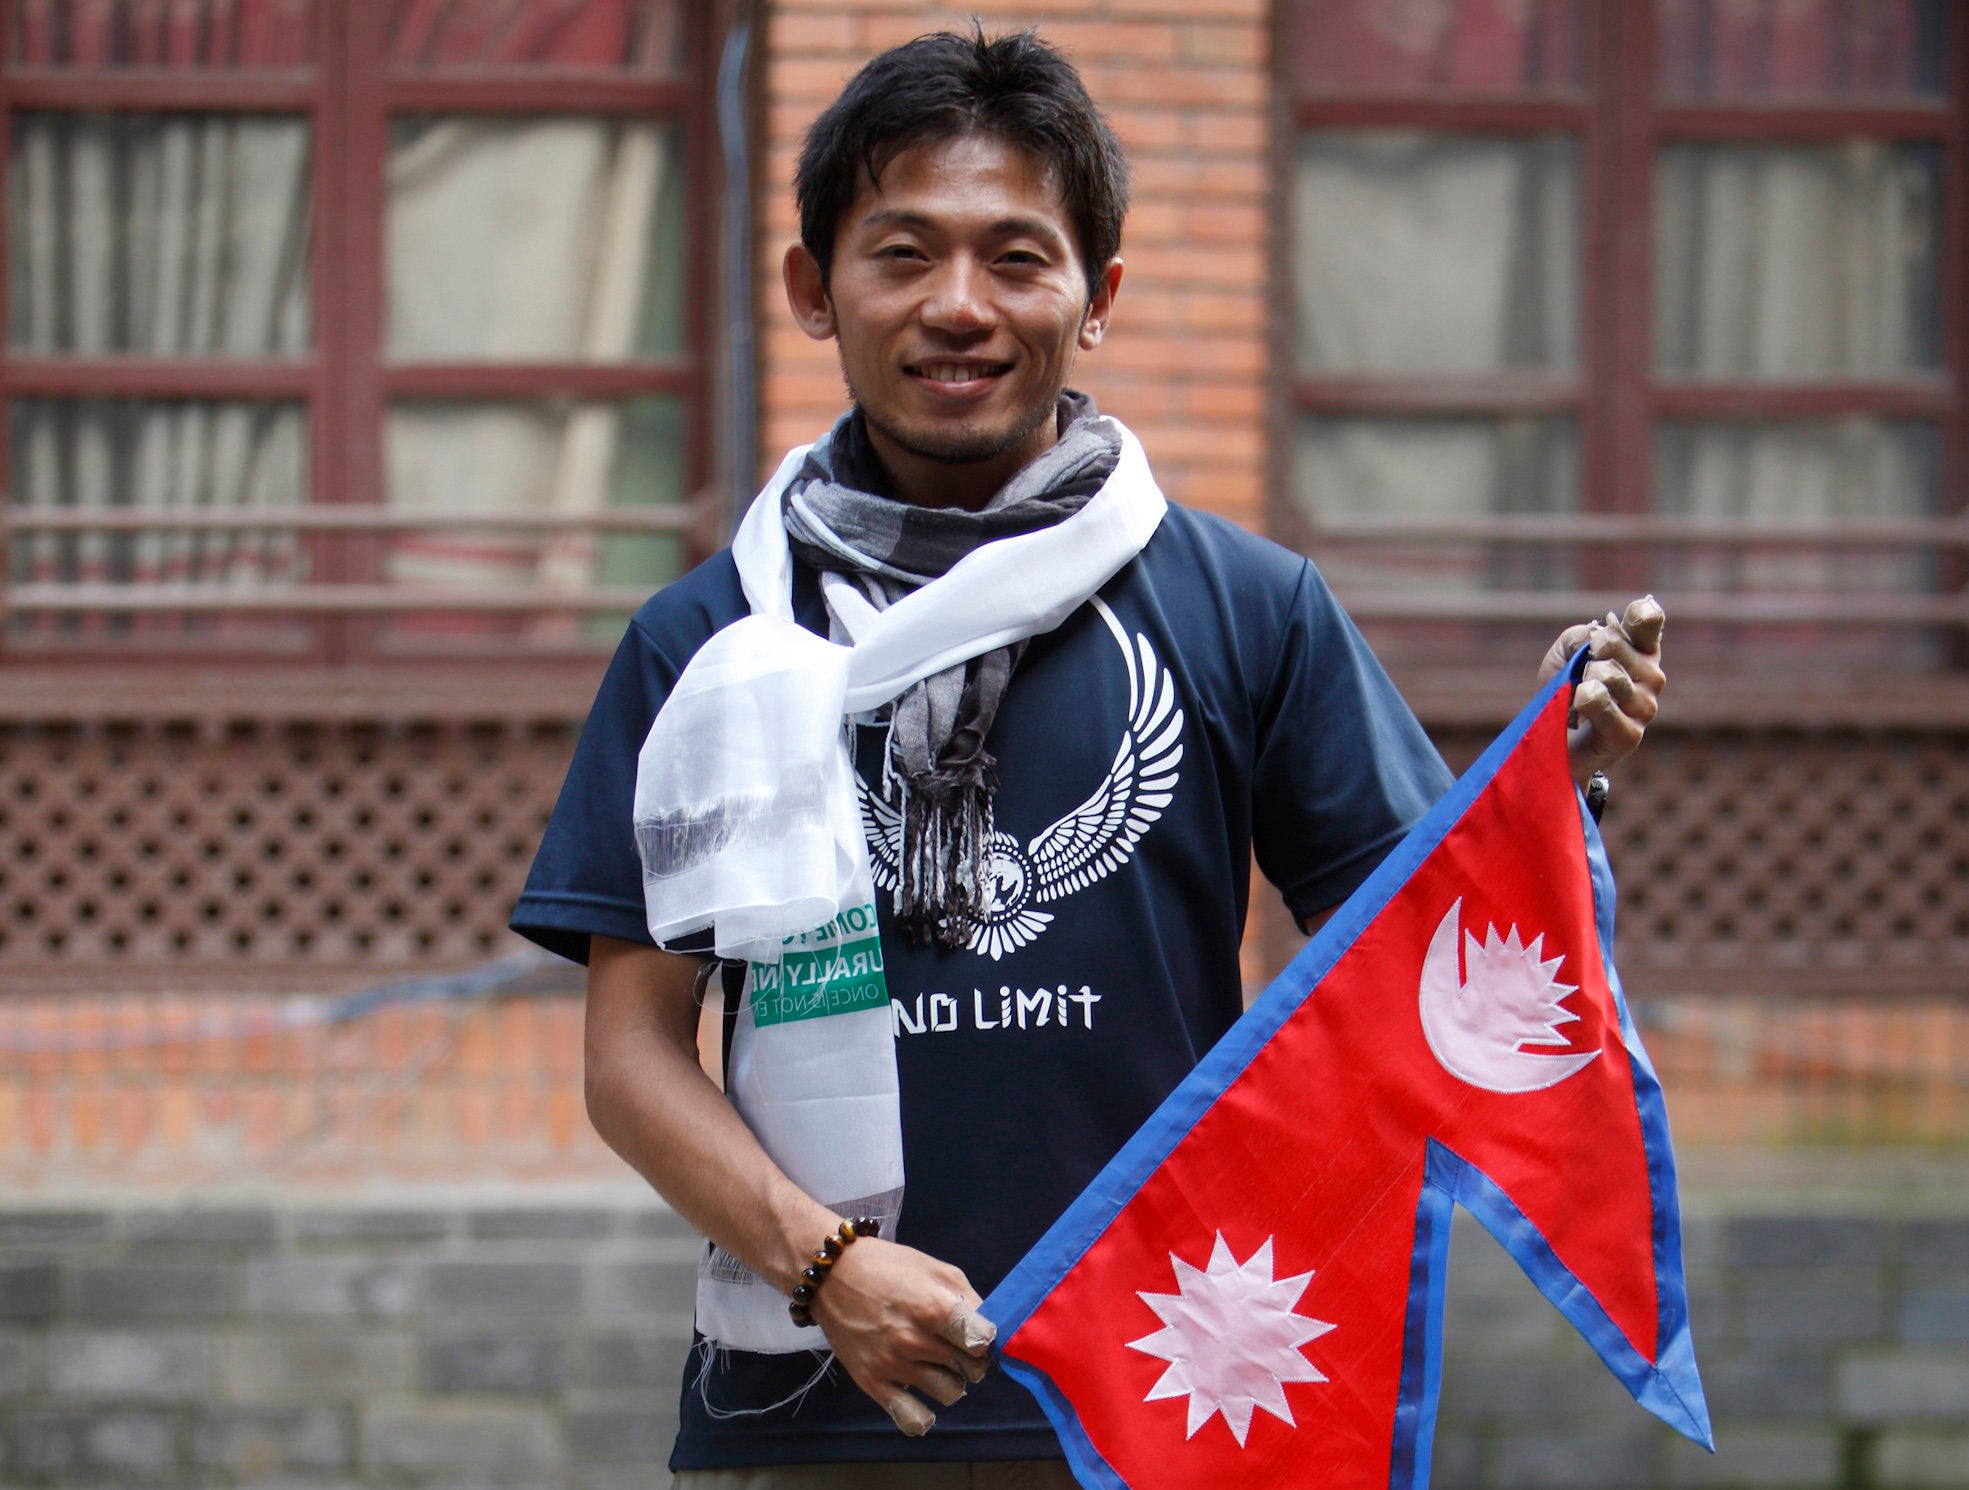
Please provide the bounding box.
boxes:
[908,361,1012,386]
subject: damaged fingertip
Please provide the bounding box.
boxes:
[886,1394,935,1437]
[943,1305,997,1353]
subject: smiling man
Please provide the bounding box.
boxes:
[512,28,1664,1490]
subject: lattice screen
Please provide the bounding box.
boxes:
[0,722,578,986]
[1435,726,1969,997]
[3,721,1964,994]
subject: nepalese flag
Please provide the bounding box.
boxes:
[982,649,1712,1490]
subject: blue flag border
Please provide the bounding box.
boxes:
[985,651,1712,1489]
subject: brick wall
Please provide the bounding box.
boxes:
[756,0,1270,528]
[2,987,1965,1191]
[0,1198,1964,1488]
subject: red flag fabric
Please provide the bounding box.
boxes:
[982,651,1710,1490]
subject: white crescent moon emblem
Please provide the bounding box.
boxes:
[1418,899,1599,1094]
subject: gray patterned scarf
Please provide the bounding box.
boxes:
[783,391,1122,950]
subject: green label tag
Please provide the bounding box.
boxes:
[748,902,889,1027]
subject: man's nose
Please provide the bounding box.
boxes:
[920,258,993,333]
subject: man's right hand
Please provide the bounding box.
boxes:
[582,935,994,1439]
[809,1234,996,1435]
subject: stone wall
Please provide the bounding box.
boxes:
[0,1197,1963,1488]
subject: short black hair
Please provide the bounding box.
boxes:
[795,27,1131,302]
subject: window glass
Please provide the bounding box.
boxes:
[386,118,684,362]
[9,114,312,357]
[1654,142,1941,379]
[1290,0,1584,96]
[1294,132,1578,374]
[1656,0,1948,100]
[8,0,315,68]
[1653,420,1943,669]
[8,398,310,646]
[382,395,687,646]
[1292,414,1578,593]
[385,0,684,74]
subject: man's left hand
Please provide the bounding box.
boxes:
[1536,595,1666,788]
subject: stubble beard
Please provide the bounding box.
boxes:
[845,369,1061,468]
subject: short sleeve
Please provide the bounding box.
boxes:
[1251,561,1455,921]
[509,617,688,965]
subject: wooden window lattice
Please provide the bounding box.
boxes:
[0,721,576,986]
[3,722,1964,995]
[1437,726,1969,996]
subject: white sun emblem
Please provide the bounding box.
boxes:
[1126,1233,1335,1447]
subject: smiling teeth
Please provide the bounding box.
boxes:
[920,366,999,382]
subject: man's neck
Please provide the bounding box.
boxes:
[860,417,1061,512]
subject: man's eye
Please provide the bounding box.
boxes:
[879,244,924,260]
[1000,251,1044,266]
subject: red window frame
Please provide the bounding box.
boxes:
[0,0,714,665]
[1279,1,1968,657]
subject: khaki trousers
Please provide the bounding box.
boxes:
[673,1463,1078,1489]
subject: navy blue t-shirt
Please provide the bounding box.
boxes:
[511,502,1452,1469]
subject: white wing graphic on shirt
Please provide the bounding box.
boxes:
[858,596,1185,960]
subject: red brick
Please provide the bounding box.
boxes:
[1119,241,1265,288]
[1129,154,1267,199]
[1119,197,1184,245]
[1183,107,1268,154]
[1184,380,1266,422]
[1183,21,1267,66]
[1030,18,1183,62]
[1184,200,1266,243]
[1104,105,1184,153]
[26,1090,58,1155]
[1077,380,1178,423]
[159,1081,195,1151]
[770,11,867,54]
[1143,423,1264,464]
[1085,63,1263,109]
[1110,0,1264,18]
[112,1086,151,1154]
[72,1087,106,1152]
[69,1003,108,1077]
[773,55,866,104]
[1173,285,1268,330]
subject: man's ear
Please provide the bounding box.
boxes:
[783,243,836,342]
[1078,258,1124,351]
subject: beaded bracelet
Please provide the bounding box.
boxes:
[788,1215,881,1327]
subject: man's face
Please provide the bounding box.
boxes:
[785,134,1119,499]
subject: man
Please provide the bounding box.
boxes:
[512,28,1663,1489]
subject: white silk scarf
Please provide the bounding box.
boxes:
[632,418,1166,1353]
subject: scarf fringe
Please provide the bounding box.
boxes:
[893,758,998,951]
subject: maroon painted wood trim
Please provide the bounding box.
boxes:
[383,361,696,400]
[1653,102,1952,141]
[379,74,688,115]
[1600,0,1655,601]
[1292,97,1589,133]
[681,0,713,560]
[1941,8,1969,671]
[1577,0,1619,581]
[1650,380,1954,421]
[0,507,697,532]
[1292,373,1582,416]
[0,0,13,632]
[5,72,315,111]
[1336,589,1969,626]
[0,661,616,723]
[5,583,663,613]
[4,357,318,399]
[1392,668,1969,730]
[1303,515,1969,548]
[336,2,392,663]
[305,0,348,666]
